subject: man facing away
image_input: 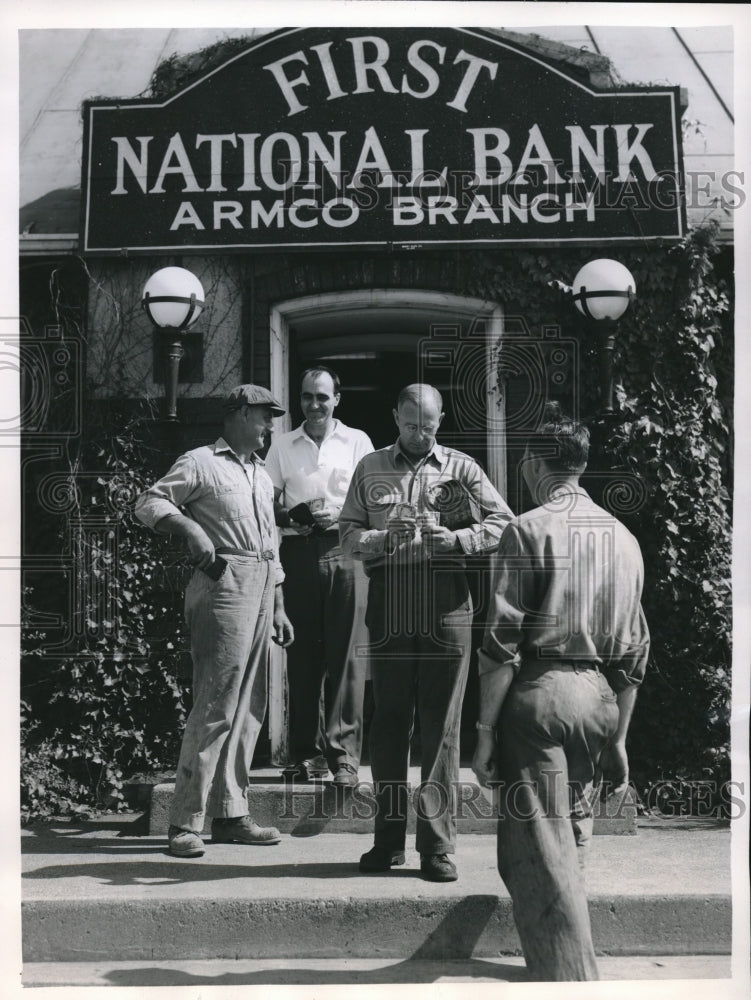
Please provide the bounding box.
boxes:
[135,385,295,858]
[472,402,650,980]
[340,383,512,881]
[264,366,374,785]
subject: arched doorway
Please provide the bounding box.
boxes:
[267,288,506,764]
[270,288,506,485]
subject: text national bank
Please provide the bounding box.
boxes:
[82,29,685,252]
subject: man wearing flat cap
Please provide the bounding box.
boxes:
[135,384,294,858]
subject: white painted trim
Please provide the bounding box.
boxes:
[267,307,291,766]
[486,306,507,497]
[270,288,507,492]
[20,234,79,255]
[268,305,290,433]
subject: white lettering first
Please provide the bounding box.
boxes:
[263,36,497,116]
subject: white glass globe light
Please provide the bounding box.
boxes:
[142,267,205,329]
[572,259,636,321]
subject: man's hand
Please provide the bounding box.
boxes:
[599,739,629,796]
[186,525,215,569]
[421,525,459,553]
[387,517,417,545]
[291,523,314,536]
[272,609,295,647]
[472,731,499,788]
[311,506,339,532]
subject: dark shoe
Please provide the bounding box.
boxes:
[331,762,358,787]
[282,757,329,781]
[168,824,205,858]
[420,853,458,882]
[359,846,406,873]
[211,816,282,845]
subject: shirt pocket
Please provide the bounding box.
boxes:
[329,467,352,495]
[211,483,252,522]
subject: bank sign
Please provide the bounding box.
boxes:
[81,27,686,253]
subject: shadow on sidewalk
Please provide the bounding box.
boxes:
[23,858,424,884]
[22,836,164,856]
[103,958,528,987]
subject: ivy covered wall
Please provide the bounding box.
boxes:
[468,225,733,791]
[20,224,733,816]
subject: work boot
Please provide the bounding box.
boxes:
[211,816,282,845]
[281,756,329,781]
[420,853,458,882]
[168,825,205,858]
[359,846,406,872]
[332,762,358,787]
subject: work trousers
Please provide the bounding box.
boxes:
[169,555,274,832]
[366,564,472,856]
[280,534,367,770]
[496,663,620,981]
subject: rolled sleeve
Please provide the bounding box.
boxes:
[453,465,513,555]
[134,454,199,530]
[272,523,285,585]
[604,606,650,692]
[339,460,386,560]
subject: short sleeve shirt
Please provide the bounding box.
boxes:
[265,420,374,536]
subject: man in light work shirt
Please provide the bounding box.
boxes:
[265,366,374,785]
[340,383,512,881]
[472,403,650,980]
[135,385,294,858]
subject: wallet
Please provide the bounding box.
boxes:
[288,502,317,526]
[201,555,228,581]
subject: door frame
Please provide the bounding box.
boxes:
[269,288,506,487]
[267,287,506,765]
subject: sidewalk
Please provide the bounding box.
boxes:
[22,808,732,978]
[23,955,734,987]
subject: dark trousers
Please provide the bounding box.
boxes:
[365,564,472,855]
[280,534,367,769]
[496,663,619,981]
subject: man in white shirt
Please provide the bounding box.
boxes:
[265,367,374,785]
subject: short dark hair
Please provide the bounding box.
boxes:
[300,366,341,394]
[526,401,589,473]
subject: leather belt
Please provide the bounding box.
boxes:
[281,531,340,541]
[215,547,275,560]
[520,658,600,673]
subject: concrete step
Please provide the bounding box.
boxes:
[22,954,735,987]
[146,766,637,836]
[22,821,731,963]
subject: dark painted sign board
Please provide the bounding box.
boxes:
[81,27,686,254]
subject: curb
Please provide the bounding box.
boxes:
[22,893,731,962]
